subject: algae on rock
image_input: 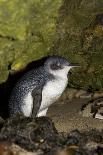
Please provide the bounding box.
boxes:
[52,0,103,91]
[0,0,62,83]
[0,0,103,91]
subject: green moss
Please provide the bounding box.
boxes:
[0,0,103,91]
[52,0,103,91]
[0,0,62,83]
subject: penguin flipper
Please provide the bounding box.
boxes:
[31,86,42,118]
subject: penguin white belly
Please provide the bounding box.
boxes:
[37,77,68,116]
[22,77,68,117]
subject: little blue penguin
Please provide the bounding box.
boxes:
[9,56,79,117]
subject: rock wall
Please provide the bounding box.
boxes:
[0,0,103,91]
[0,0,62,83]
[52,0,103,91]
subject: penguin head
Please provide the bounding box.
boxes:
[44,56,79,78]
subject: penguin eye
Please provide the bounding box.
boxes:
[50,63,62,70]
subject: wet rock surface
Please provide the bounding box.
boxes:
[0,115,102,155]
[81,97,103,119]
[48,98,103,133]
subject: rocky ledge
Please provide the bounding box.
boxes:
[0,115,102,155]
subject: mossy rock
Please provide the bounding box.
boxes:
[0,0,103,91]
[52,0,103,91]
[0,0,62,83]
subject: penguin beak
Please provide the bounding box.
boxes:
[69,63,80,67]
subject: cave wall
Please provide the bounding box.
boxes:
[52,0,103,90]
[0,0,62,83]
[0,0,103,91]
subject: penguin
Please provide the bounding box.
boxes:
[9,56,79,117]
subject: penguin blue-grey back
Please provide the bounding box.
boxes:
[9,56,79,117]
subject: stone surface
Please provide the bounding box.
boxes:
[81,97,103,119]
[0,115,62,154]
[0,0,62,83]
[75,90,87,98]
[93,92,103,98]
[0,115,103,155]
[58,88,78,103]
[0,142,37,155]
[0,0,103,92]
[47,99,103,133]
[52,0,103,91]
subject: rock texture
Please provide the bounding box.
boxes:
[52,0,103,91]
[0,0,62,83]
[0,115,103,155]
[0,0,103,91]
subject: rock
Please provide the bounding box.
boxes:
[80,103,92,117]
[81,97,103,119]
[0,115,103,154]
[59,88,77,103]
[75,90,87,98]
[66,129,103,155]
[0,115,63,153]
[95,113,103,120]
[60,89,93,103]
[52,0,103,91]
[53,146,78,155]
[0,142,38,155]
[0,117,4,122]
[79,93,93,99]
[66,89,78,101]
[0,0,62,83]
[93,92,103,98]
[0,117,5,128]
